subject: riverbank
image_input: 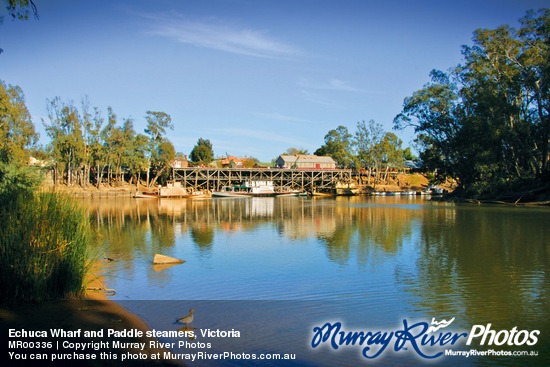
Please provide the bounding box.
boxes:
[52,183,138,198]
[438,182,550,206]
[51,173,444,195]
[0,263,184,367]
[361,173,455,193]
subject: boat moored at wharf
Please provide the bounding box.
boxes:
[212,181,307,198]
[135,181,207,198]
[212,181,277,197]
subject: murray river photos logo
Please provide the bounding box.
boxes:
[310,318,540,360]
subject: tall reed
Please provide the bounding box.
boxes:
[0,190,96,307]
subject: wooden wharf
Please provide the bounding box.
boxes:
[172,167,353,192]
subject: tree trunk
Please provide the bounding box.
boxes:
[150,167,166,187]
[67,152,72,186]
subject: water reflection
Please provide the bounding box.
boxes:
[85,197,550,355]
[400,205,550,327]
[88,197,430,263]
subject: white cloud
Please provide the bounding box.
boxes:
[211,127,308,147]
[297,78,363,92]
[253,112,313,124]
[297,77,386,95]
[299,89,345,109]
[142,12,301,59]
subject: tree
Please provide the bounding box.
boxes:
[1,0,39,54]
[242,157,259,168]
[517,9,550,177]
[284,147,309,155]
[0,80,38,166]
[394,10,550,197]
[403,147,416,160]
[127,133,149,186]
[79,96,92,186]
[413,133,447,183]
[44,98,85,186]
[353,120,384,183]
[88,107,105,187]
[354,120,383,167]
[190,138,214,164]
[3,0,38,20]
[394,69,464,185]
[378,132,404,180]
[315,125,353,167]
[100,106,118,185]
[144,111,173,186]
[118,117,136,183]
[150,138,175,186]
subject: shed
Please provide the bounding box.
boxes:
[275,155,336,169]
[404,159,423,171]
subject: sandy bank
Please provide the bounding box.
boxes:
[1,264,184,367]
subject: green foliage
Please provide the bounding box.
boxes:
[44,97,87,185]
[0,162,41,203]
[242,157,259,168]
[0,80,38,166]
[41,98,176,187]
[284,147,309,155]
[88,106,105,186]
[144,111,173,186]
[394,9,550,197]
[0,165,96,307]
[403,147,416,160]
[354,120,384,169]
[315,125,353,167]
[150,138,176,186]
[3,0,38,21]
[1,0,38,54]
[379,132,404,168]
[313,146,327,156]
[190,138,214,164]
[312,120,407,176]
[29,144,50,162]
[144,111,173,144]
[126,133,149,180]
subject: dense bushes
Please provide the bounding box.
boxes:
[395,10,550,199]
[0,164,96,307]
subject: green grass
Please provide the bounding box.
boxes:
[0,191,97,307]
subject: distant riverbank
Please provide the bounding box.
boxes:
[50,173,444,197]
[443,182,550,206]
[51,184,138,198]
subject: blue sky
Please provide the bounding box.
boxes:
[1,0,548,161]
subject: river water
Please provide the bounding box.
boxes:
[86,196,550,366]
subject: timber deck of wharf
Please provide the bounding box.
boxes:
[172,167,353,192]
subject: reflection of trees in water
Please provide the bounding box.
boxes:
[87,198,178,286]
[396,205,550,331]
[83,197,550,345]
[88,198,176,254]
[314,202,415,267]
[86,197,423,267]
[189,224,214,254]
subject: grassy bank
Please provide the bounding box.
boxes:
[0,166,97,307]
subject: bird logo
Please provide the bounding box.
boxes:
[427,317,455,333]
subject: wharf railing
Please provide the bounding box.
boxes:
[172,167,353,192]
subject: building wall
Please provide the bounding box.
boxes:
[276,155,335,169]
